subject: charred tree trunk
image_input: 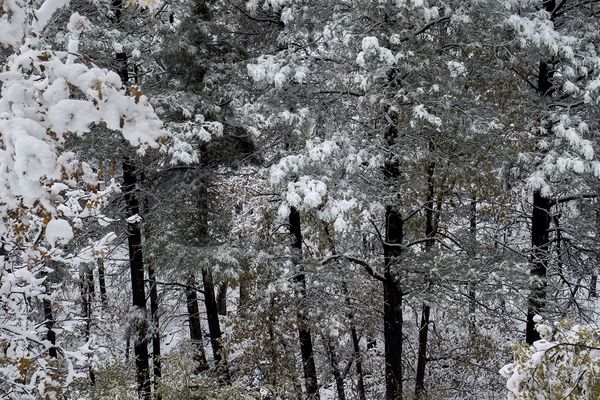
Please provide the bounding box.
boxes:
[186,276,209,374]
[123,158,151,400]
[289,207,320,400]
[202,268,230,382]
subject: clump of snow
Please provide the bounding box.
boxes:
[46,218,74,247]
[67,12,91,33]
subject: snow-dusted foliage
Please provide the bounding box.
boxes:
[0,0,165,397]
[501,319,600,399]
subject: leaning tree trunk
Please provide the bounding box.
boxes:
[289,207,320,400]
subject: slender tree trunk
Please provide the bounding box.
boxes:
[383,207,404,400]
[186,276,209,373]
[382,100,404,400]
[526,190,551,344]
[591,199,599,298]
[239,276,250,317]
[342,282,366,400]
[415,150,437,399]
[123,158,151,400]
[202,268,230,382]
[81,266,96,385]
[289,207,320,400]
[98,258,108,307]
[525,0,555,345]
[43,299,57,359]
[217,281,228,316]
[468,197,477,334]
[148,262,161,399]
[323,337,346,400]
[414,304,430,398]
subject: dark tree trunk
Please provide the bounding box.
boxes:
[202,268,230,382]
[342,282,366,400]
[526,190,551,345]
[112,2,150,395]
[148,262,161,398]
[239,276,250,317]
[383,207,404,400]
[415,151,437,399]
[43,299,57,359]
[468,197,477,334]
[591,199,599,298]
[98,259,108,307]
[382,98,404,400]
[525,0,555,345]
[123,158,151,400]
[186,276,209,374]
[81,266,96,384]
[217,281,228,316]
[414,305,430,399]
[323,338,346,400]
[289,207,320,400]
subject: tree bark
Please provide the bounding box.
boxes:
[148,262,161,398]
[526,190,551,344]
[383,206,404,400]
[468,197,477,334]
[591,198,599,298]
[123,158,151,400]
[217,281,228,316]
[323,337,346,400]
[202,268,230,382]
[525,0,555,345]
[342,282,366,400]
[98,258,108,307]
[382,98,404,400]
[415,151,436,399]
[186,275,209,374]
[289,207,320,400]
[81,265,96,384]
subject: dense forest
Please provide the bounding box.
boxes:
[2,0,600,399]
